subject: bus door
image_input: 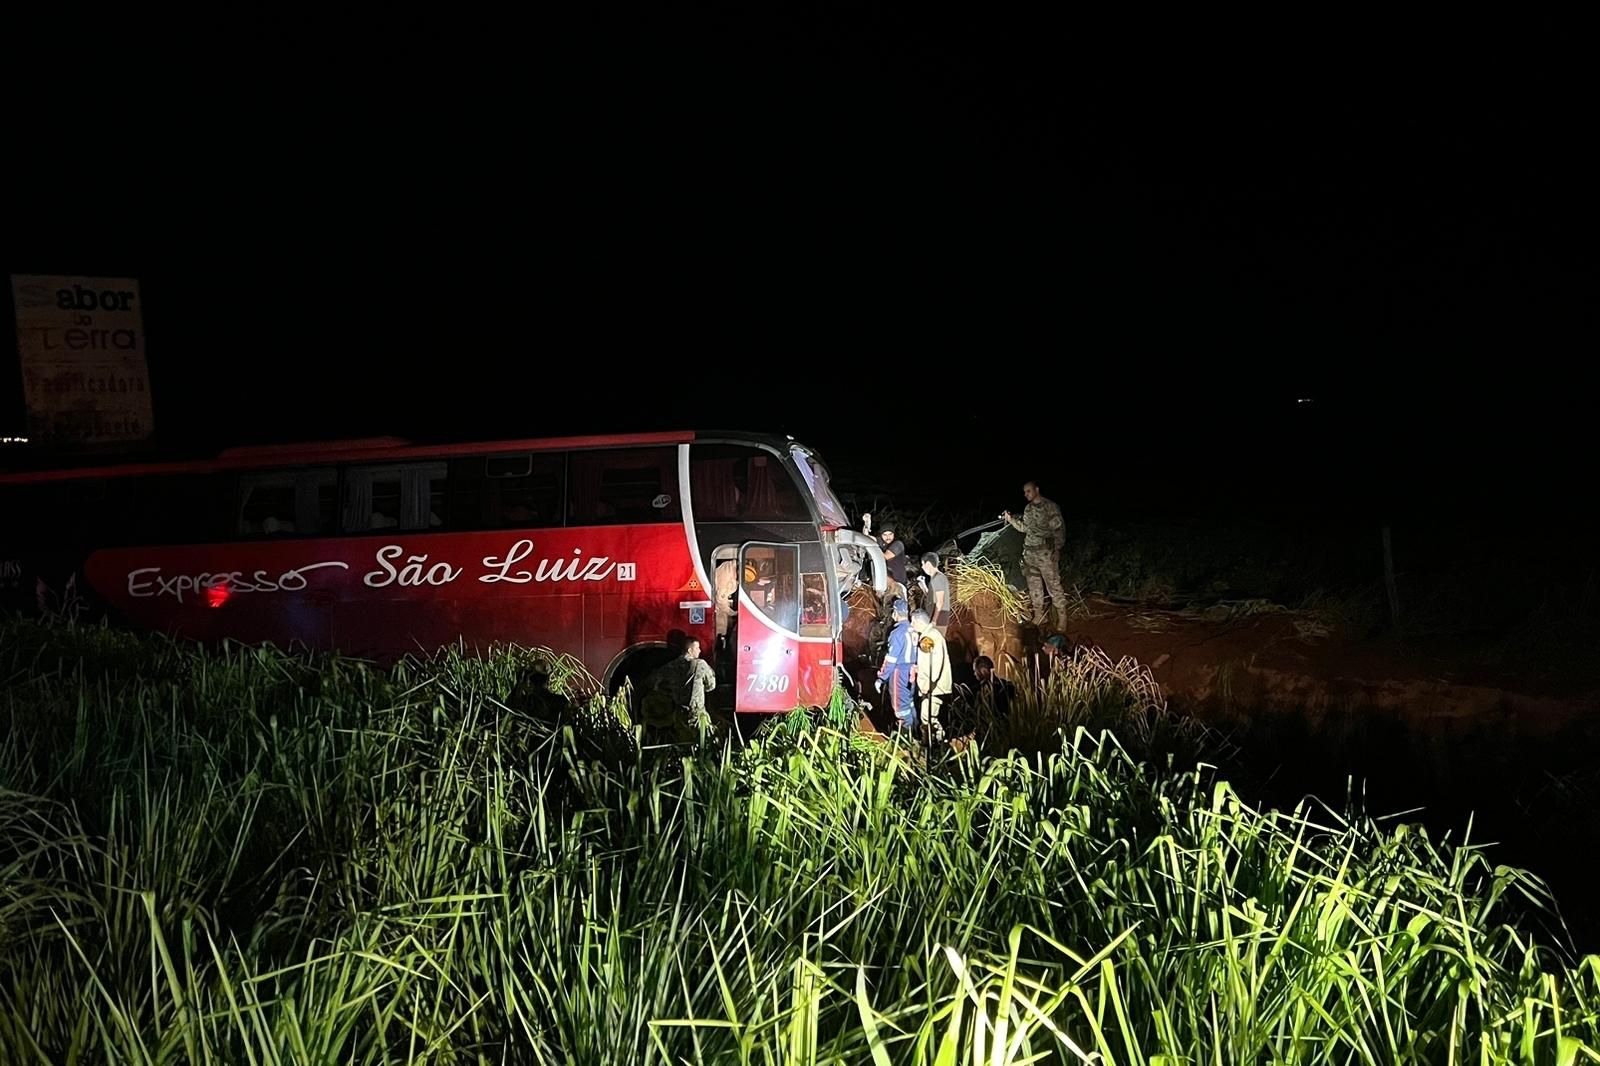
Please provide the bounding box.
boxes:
[735,542,801,712]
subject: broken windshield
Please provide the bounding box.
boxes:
[790,445,851,529]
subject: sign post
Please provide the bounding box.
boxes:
[10,274,154,449]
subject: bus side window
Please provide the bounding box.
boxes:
[569,447,679,525]
[485,451,565,528]
[446,458,485,530]
[237,470,337,537]
[239,476,299,535]
[343,462,448,532]
[445,453,567,532]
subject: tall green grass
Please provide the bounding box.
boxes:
[961,645,1227,770]
[2,619,1596,1063]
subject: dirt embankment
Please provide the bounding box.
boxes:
[844,584,1599,737]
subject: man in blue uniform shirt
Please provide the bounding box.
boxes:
[875,599,917,733]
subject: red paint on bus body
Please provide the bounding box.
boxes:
[83,526,717,687]
[11,430,852,714]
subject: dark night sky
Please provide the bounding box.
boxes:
[5,16,1594,522]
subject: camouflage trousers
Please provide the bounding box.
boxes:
[640,690,708,743]
[1022,548,1068,628]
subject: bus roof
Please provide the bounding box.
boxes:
[0,430,707,486]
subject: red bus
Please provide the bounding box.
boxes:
[0,431,887,715]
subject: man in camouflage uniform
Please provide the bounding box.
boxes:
[641,638,718,740]
[1002,480,1068,630]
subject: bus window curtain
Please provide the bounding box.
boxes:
[691,458,739,520]
[573,461,601,522]
[744,457,779,518]
[402,464,446,528]
[344,474,373,532]
[403,468,430,528]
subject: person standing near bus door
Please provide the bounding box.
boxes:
[642,637,718,741]
[911,608,952,743]
[875,599,916,733]
[712,558,739,682]
[1002,480,1068,630]
[713,559,738,638]
[918,553,951,635]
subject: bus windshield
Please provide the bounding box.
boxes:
[789,445,850,529]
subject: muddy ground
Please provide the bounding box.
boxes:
[840,582,1600,951]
